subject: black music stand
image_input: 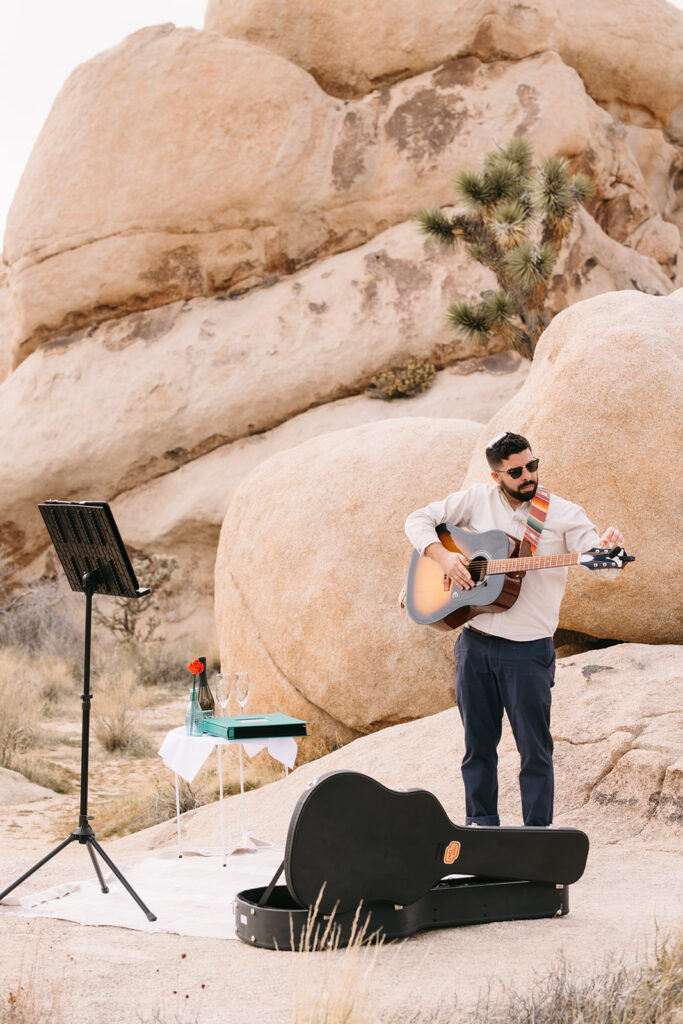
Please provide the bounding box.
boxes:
[0,501,156,921]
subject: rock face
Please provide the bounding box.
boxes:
[0,767,53,806]
[4,24,676,364]
[463,289,683,645]
[0,269,12,384]
[214,418,482,742]
[5,201,667,575]
[550,644,681,841]
[0,220,509,568]
[204,0,683,133]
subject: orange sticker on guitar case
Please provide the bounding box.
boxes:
[444,840,461,864]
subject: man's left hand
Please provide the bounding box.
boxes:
[599,526,625,548]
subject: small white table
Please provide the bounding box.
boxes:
[158,727,298,863]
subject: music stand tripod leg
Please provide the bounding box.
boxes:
[85,841,110,893]
[87,838,157,922]
[0,834,76,903]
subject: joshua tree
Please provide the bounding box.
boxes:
[416,137,593,360]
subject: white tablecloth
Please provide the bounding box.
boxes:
[158,726,298,783]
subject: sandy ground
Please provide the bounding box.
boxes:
[0,677,680,1024]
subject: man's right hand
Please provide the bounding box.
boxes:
[425,544,473,590]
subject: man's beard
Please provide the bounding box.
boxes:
[500,477,538,503]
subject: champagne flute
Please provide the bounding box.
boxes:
[234,671,250,711]
[214,672,231,714]
[234,671,251,845]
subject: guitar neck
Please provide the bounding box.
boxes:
[488,552,580,574]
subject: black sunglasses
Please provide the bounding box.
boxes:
[497,458,540,479]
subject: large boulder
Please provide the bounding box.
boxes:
[0,767,53,806]
[204,0,683,134]
[5,24,664,362]
[214,417,482,742]
[462,289,683,644]
[4,25,336,363]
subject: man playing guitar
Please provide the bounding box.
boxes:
[405,431,625,828]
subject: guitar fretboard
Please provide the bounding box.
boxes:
[485,553,580,574]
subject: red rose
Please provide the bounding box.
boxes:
[187,659,204,675]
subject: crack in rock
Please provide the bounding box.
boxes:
[554,726,640,746]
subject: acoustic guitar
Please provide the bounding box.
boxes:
[285,771,589,915]
[405,525,634,631]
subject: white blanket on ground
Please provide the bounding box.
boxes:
[0,846,284,939]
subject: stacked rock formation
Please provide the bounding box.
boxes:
[0,0,681,656]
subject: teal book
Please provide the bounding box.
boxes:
[202,712,308,740]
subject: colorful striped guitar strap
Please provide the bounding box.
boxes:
[523,486,550,554]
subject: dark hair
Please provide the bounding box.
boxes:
[485,431,531,469]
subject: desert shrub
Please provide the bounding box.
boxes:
[34,652,77,705]
[0,556,80,656]
[93,553,179,648]
[92,774,211,839]
[105,636,187,689]
[147,774,209,820]
[369,359,436,399]
[92,668,150,754]
[0,648,39,769]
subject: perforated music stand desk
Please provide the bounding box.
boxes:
[0,500,156,920]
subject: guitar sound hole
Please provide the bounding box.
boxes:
[469,556,487,583]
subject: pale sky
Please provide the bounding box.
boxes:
[2,0,683,246]
[0,1,206,241]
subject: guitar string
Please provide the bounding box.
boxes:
[448,554,620,583]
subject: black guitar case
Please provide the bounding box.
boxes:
[234,771,589,950]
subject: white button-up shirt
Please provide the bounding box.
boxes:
[404,483,601,641]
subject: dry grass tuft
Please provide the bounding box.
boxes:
[34,653,76,705]
[91,772,214,839]
[0,950,63,1024]
[288,928,682,1024]
[0,647,40,770]
[11,755,75,794]
[0,643,76,712]
[92,668,151,754]
[468,929,682,1024]
[104,638,189,689]
[291,898,384,1024]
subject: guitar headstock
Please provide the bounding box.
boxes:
[579,546,635,571]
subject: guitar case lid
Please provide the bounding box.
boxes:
[284,771,589,915]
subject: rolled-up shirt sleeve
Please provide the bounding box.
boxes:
[405,488,476,556]
[562,503,621,581]
[562,502,601,554]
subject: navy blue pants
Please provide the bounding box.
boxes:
[454,628,556,827]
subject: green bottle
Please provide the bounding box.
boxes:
[196,656,215,719]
